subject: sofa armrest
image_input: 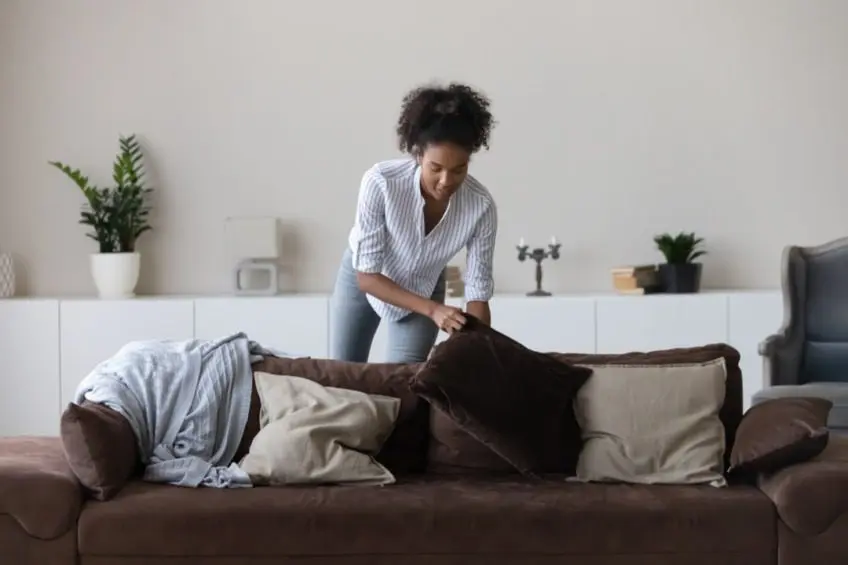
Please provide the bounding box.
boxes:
[0,436,83,540]
[757,435,848,536]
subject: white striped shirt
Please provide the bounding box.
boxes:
[347,158,498,321]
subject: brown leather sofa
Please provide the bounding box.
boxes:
[2,344,848,565]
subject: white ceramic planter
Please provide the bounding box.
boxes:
[0,253,15,298]
[90,252,140,299]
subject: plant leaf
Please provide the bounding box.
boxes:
[50,133,154,252]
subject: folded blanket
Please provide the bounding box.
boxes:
[74,332,280,488]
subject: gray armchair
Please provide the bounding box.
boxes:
[753,236,848,432]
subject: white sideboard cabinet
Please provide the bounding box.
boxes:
[0,290,783,436]
[0,299,60,436]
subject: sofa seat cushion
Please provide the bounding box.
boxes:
[78,477,774,559]
[752,383,848,429]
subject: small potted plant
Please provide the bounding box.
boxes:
[49,134,153,299]
[653,231,706,293]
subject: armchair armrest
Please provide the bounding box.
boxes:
[759,332,788,358]
[0,437,83,540]
[759,325,803,388]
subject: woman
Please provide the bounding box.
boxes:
[330,82,498,364]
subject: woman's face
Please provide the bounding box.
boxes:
[417,142,471,203]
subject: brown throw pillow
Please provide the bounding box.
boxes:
[729,397,832,477]
[60,401,139,500]
[410,315,594,476]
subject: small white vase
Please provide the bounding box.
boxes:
[0,253,15,298]
[90,252,140,299]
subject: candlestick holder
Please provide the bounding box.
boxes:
[516,241,561,296]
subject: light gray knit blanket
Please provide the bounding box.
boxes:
[74,332,280,488]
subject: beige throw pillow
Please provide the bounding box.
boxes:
[572,358,728,487]
[239,371,401,486]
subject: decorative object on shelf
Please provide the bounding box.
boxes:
[0,252,15,298]
[610,265,659,295]
[653,231,706,293]
[225,216,280,296]
[49,134,153,299]
[444,265,464,298]
[516,236,561,297]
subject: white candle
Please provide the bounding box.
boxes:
[519,237,526,247]
[550,236,559,245]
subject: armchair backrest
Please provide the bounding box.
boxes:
[791,237,848,383]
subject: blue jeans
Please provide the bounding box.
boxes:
[329,248,445,363]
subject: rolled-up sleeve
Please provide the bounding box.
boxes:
[464,201,497,302]
[350,167,386,274]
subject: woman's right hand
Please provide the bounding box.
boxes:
[430,304,467,334]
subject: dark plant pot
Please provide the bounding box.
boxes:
[658,262,702,293]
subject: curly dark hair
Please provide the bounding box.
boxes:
[395,82,495,155]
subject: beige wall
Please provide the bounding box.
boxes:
[1,0,846,297]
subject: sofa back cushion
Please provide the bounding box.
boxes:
[241,357,429,474]
[802,244,848,383]
[427,343,743,474]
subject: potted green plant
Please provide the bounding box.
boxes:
[49,134,153,299]
[653,231,706,293]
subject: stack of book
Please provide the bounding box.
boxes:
[610,265,660,295]
[444,265,464,298]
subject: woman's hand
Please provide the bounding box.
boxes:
[354,272,468,333]
[430,304,467,334]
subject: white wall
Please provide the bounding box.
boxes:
[1,0,847,298]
